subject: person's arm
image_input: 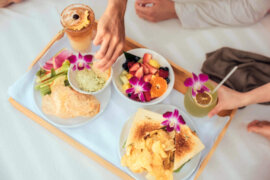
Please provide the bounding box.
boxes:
[93,0,127,71]
[135,0,178,22]
[174,0,270,28]
[208,83,270,117]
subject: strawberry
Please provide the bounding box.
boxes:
[143,74,152,82]
[143,91,152,102]
[135,67,144,79]
[129,62,141,72]
[144,63,158,74]
[142,64,150,74]
[127,61,135,70]
[159,69,169,79]
[129,71,136,76]
[143,53,152,64]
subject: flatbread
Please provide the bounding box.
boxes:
[42,76,100,118]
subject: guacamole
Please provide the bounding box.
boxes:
[76,69,106,92]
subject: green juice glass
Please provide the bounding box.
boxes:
[184,82,218,117]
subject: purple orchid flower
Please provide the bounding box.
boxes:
[161,109,186,133]
[68,53,93,71]
[184,73,209,97]
[126,77,151,102]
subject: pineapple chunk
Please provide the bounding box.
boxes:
[149,59,160,68]
[122,83,131,92]
[126,73,133,80]
[120,75,129,84]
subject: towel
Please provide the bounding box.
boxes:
[201,47,270,104]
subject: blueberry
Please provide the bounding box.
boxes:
[128,93,131,97]
[122,62,129,72]
[163,67,169,71]
[73,14,79,20]
[165,78,170,84]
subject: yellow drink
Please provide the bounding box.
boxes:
[184,82,217,117]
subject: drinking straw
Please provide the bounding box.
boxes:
[212,66,238,94]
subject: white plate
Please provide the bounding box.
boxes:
[33,81,111,128]
[119,104,201,180]
[113,48,175,106]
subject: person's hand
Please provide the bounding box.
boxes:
[208,84,246,117]
[0,0,22,7]
[135,0,177,22]
[247,120,270,140]
[93,3,125,71]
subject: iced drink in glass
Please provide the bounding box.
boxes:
[184,82,218,117]
[61,4,95,53]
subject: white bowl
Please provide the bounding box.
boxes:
[112,48,175,106]
[68,65,113,95]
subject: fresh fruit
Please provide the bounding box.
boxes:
[138,59,143,63]
[53,49,72,69]
[124,52,140,62]
[165,78,170,84]
[130,71,136,76]
[121,70,128,76]
[150,76,167,98]
[160,67,169,72]
[122,83,131,92]
[143,53,152,63]
[195,92,212,107]
[135,67,144,79]
[129,62,141,72]
[122,62,129,72]
[120,75,129,84]
[144,63,158,74]
[126,73,133,80]
[149,59,160,69]
[159,68,169,79]
[143,91,152,102]
[127,61,135,70]
[142,64,150,74]
[43,49,72,71]
[43,61,54,71]
[143,74,152,82]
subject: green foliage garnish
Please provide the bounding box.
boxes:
[50,68,56,77]
[64,79,70,86]
[36,68,46,77]
[124,51,140,62]
[122,139,127,149]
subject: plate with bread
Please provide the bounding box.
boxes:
[33,49,112,128]
[119,105,205,180]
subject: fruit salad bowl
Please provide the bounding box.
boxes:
[112,48,175,106]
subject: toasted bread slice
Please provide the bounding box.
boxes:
[173,125,205,170]
[126,108,164,147]
[125,108,205,171]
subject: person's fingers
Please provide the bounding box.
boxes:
[103,37,118,63]
[136,10,157,22]
[247,120,260,129]
[102,44,124,71]
[247,125,262,133]
[208,103,222,118]
[136,0,155,4]
[93,29,104,46]
[95,39,117,70]
[135,3,153,16]
[95,36,110,60]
